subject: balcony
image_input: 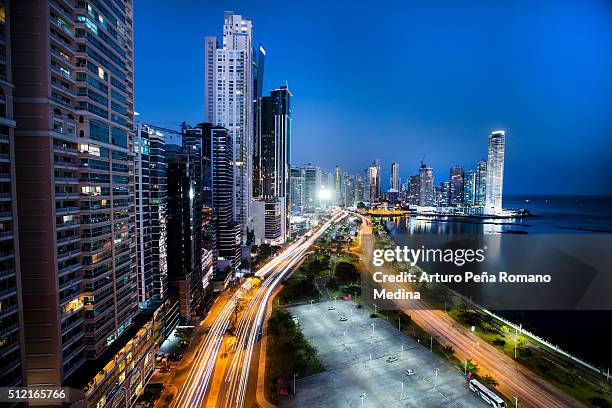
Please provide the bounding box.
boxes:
[55,191,80,200]
[57,220,79,230]
[0,267,16,281]
[59,275,83,292]
[0,133,9,143]
[0,358,21,378]
[0,323,18,338]
[54,145,78,156]
[55,206,79,215]
[0,304,18,320]
[0,250,14,261]
[0,231,13,241]
[50,64,75,83]
[55,176,79,184]
[58,263,80,276]
[0,153,10,162]
[0,211,12,220]
[0,193,11,201]
[57,234,81,246]
[0,287,17,301]
[0,173,11,181]
[57,248,81,262]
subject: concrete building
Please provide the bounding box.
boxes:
[135,124,168,308]
[463,169,476,206]
[290,166,304,214]
[204,11,254,244]
[475,159,487,207]
[390,162,400,192]
[449,166,464,206]
[11,0,137,385]
[408,174,420,205]
[485,130,506,214]
[0,0,25,390]
[366,160,381,203]
[301,164,320,212]
[418,163,435,206]
[252,86,291,244]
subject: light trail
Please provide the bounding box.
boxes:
[172,210,347,408]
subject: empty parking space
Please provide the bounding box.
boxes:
[280,300,487,407]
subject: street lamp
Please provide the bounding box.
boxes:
[434,368,439,388]
[293,373,298,395]
[514,396,519,407]
[360,393,366,407]
[370,323,375,337]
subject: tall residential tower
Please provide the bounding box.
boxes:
[204,12,254,244]
[252,86,291,244]
[11,0,137,385]
[485,130,506,214]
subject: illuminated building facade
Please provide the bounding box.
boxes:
[485,130,505,214]
[11,0,137,385]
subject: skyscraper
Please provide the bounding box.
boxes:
[366,160,381,203]
[166,144,205,320]
[449,166,465,206]
[301,164,320,212]
[418,163,435,206]
[475,159,487,207]
[463,169,476,206]
[0,0,25,389]
[207,124,240,274]
[135,124,168,308]
[252,86,291,244]
[290,166,304,214]
[408,174,420,205]
[390,162,401,192]
[334,165,342,205]
[485,130,506,214]
[204,11,254,244]
[354,174,365,204]
[12,0,137,384]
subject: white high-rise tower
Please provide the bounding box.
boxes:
[485,130,506,214]
[205,11,254,243]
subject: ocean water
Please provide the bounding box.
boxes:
[384,195,612,367]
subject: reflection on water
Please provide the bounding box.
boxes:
[381,195,612,367]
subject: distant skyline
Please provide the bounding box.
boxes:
[134,0,612,195]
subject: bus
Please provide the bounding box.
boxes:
[469,379,506,408]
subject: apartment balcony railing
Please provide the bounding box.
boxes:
[0,304,18,320]
[0,323,18,338]
[0,287,17,301]
[0,268,16,280]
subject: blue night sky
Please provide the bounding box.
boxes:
[134,0,612,195]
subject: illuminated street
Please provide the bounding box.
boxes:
[171,211,347,408]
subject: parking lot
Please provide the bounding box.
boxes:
[281,300,487,407]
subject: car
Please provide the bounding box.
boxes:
[404,369,416,376]
[339,316,348,321]
[327,306,336,310]
[386,356,398,363]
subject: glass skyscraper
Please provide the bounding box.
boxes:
[485,130,506,214]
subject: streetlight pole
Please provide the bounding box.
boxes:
[514,396,519,408]
[360,393,366,407]
[398,317,401,332]
[310,299,314,310]
[371,323,375,337]
[430,335,433,352]
[434,368,439,388]
[293,373,297,395]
